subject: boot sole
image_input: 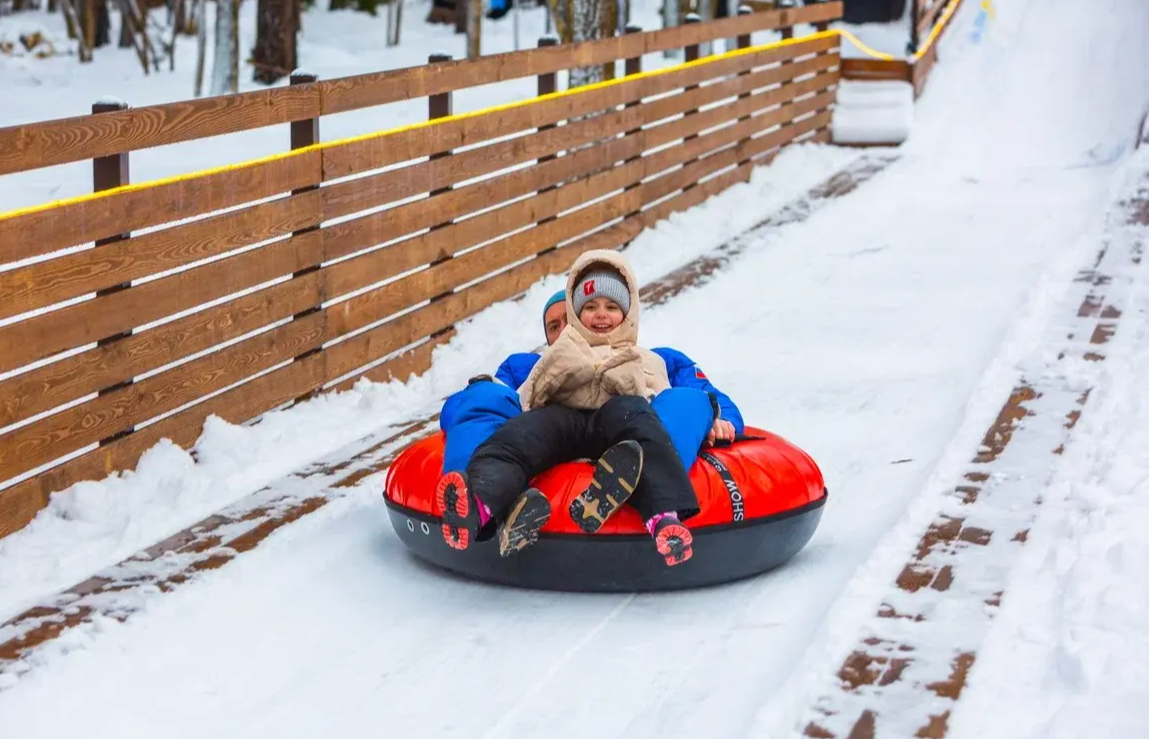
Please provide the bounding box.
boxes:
[498,489,552,557]
[655,522,694,566]
[569,440,643,535]
[436,471,477,551]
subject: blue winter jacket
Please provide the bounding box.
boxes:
[440,347,744,475]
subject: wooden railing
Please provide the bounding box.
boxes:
[0,2,842,539]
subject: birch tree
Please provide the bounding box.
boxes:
[550,0,617,88]
[211,0,240,95]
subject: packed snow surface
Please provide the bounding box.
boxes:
[3,0,1149,737]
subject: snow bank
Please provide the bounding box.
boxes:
[832,79,914,145]
[0,142,860,622]
[947,158,1149,739]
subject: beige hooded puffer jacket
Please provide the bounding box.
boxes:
[517,249,671,411]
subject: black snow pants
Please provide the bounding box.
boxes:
[466,395,702,533]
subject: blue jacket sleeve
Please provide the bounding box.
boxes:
[439,379,523,474]
[494,353,541,391]
[653,347,745,434]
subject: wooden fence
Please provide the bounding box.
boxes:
[0,2,842,539]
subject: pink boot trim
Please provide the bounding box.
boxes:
[644,511,679,536]
[477,498,493,527]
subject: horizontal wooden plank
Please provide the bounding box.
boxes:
[0,151,322,267]
[0,313,326,484]
[0,85,320,177]
[318,3,844,114]
[0,230,323,374]
[0,274,321,430]
[0,190,324,321]
[841,58,912,82]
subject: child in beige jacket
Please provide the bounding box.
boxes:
[437,249,703,567]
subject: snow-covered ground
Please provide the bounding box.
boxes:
[3,0,1149,736]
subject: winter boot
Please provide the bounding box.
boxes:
[569,440,643,535]
[497,488,552,557]
[648,513,694,566]
[436,470,491,551]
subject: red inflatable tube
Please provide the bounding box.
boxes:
[383,426,828,591]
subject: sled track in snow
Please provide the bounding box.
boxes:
[799,172,1149,739]
[0,151,897,685]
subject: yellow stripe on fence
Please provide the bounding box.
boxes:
[0,29,842,226]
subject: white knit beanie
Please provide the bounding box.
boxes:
[572,269,631,315]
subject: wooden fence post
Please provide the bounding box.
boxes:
[776,0,796,111]
[804,0,835,138]
[909,0,921,55]
[288,71,322,403]
[427,53,456,311]
[536,36,560,236]
[622,23,644,231]
[681,13,702,195]
[735,5,755,174]
[808,0,831,32]
[91,98,133,445]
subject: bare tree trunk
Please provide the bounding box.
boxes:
[77,0,113,45]
[194,0,207,95]
[60,0,92,60]
[119,0,134,47]
[567,0,603,88]
[252,0,296,83]
[466,0,480,57]
[211,0,240,95]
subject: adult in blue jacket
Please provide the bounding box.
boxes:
[440,290,745,477]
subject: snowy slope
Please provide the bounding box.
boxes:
[3,0,1149,737]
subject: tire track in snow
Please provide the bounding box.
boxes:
[0,152,897,688]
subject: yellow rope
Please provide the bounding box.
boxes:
[913,0,968,60]
[0,29,840,225]
[835,29,896,61]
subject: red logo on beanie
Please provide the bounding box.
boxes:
[583,280,595,296]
